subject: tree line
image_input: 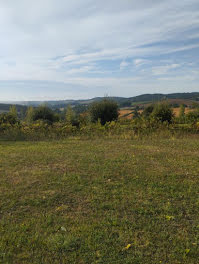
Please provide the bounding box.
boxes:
[1,99,199,127]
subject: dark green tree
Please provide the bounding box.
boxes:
[32,105,59,123]
[142,104,154,118]
[89,99,119,125]
[151,103,174,123]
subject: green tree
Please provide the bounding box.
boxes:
[179,104,185,118]
[25,106,34,123]
[133,106,140,119]
[142,104,154,118]
[9,105,17,119]
[90,99,119,125]
[186,109,199,123]
[151,103,174,123]
[65,105,75,124]
[178,104,185,123]
[32,105,59,123]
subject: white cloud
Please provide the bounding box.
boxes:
[0,0,199,99]
[152,64,181,75]
[66,66,93,75]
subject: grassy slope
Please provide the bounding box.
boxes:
[0,137,199,263]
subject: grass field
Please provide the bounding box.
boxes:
[0,136,199,263]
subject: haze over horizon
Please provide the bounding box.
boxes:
[0,0,199,101]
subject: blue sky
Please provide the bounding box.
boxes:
[0,0,199,100]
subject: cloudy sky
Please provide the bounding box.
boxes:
[0,0,199,100]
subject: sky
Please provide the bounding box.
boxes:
[0,0,199,101]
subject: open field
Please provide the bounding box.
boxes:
[0,137,199,263]
[119,109,134,119]
[119,107,194,119]
[172,107,193,117]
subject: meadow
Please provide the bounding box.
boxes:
[0,135,199,263]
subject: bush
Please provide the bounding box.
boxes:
[142,105,154,118]
[0,113,18,125]
[65,105,80,127]
[89,99,119,125]
[25,106,34,124]
[186,109,199,123]
[32,106,59,124]
[151,103,173,123]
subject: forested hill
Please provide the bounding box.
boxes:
[1,92,199,111]
[0,103,27,114]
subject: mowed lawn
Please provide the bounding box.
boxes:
[0,137,199,263]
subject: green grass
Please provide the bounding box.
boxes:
[0,136,199,263]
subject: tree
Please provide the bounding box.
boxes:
[142,104,154,118]
[9,105,18,119]
[65,105,75,124]
[89,99,119,125]
[151,103,174,123]
[133,106,140,119]
[32,105,59,123]
[186,109,199,123]
[179,104,185,119]
[25,106,34,123]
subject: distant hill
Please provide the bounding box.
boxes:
[1,92,199,113]
[0,103,28,114]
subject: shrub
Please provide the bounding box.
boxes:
[65,105,79,127]
[25,106,34,124]
[32,105,59,124]
[0,113,18,125]
[186,109,199,123]
[142,104,154,118]
[9,105,18,119]
[89,99,119,125]
[178,104,186,123]
[151,103,174,123]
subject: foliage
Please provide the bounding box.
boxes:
[191,102,199,109]
[65,105,78,126]
[9,105,18,118]
[72,104,88,115]
[186,109,199,123]
[151,103,174,123]
[142,104,154,118]
[132,108,140,119]
[25,106,34,124]
[0,112,18,126]
[89,99,119,125]
[32,105,59,123]
[179,104,185,118]
[1,101,199,141]
[178,104,186,123]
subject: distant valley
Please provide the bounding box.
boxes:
[1,92,199,114]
